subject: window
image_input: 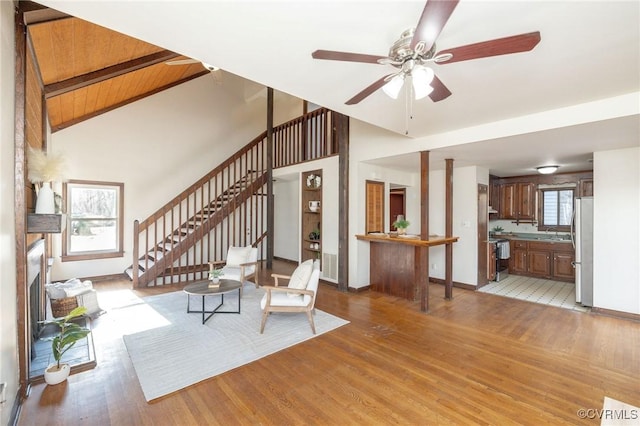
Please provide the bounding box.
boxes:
[538,187,574,231]
[62,180,124,261]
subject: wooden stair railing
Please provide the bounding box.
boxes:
[128,107,341,288]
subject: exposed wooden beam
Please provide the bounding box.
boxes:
[266,88,274,269]
[50,71,209,132]
[44,50,181,99]
[336,112,349,292]
[420,151,430,312]
[445,158,454,300]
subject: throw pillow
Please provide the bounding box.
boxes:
[226,246,251,267]
[287,259,314,297]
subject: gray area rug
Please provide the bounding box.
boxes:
[123,285,349,401]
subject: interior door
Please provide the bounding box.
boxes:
[365,180,384,233]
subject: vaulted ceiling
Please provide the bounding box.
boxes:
[25,0,640,177]
[23,4,209,132]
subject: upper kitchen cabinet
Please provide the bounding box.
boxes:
[579,178,594,197]
[499,183,536,221]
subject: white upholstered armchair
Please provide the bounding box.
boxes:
[260,259,320,334]
[210,246,259,296]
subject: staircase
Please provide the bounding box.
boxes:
[127,107,341,288]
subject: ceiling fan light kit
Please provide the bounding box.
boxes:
[311,0,541,108]
[536,165,559,174]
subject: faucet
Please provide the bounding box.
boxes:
[544,226,560,238]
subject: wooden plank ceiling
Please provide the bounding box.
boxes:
[27,13,210,132]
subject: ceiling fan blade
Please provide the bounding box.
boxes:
[410,0,460,53]
[312,50,387,64]
[165,59,200,66]
[435,31,541,64]
[429,74,452,102]
[345,74,395,105]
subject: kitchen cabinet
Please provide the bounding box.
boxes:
[508,239,574,282]
[487,241,497,281]
[509,241,528,274]
[489,180,500,215]
[579,178,594,197]
[301,170,322,265]
[499,183,536,221]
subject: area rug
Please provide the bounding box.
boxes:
[123,285,349,401]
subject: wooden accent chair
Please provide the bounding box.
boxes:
[210,246,259,297]
[260,259,320,334]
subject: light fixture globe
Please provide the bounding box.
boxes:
[411,66,435,100]
[382,74,405,99]
[536,165,559,174]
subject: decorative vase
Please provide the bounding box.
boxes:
[397,228,407,235]
[44,363,70,385]
[36,182,56,214]
[212,277,220,284]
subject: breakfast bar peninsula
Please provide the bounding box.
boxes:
[356,233,459,311]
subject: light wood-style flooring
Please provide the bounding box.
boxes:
[18,260,640,425]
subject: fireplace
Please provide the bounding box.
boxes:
[26,240,46,360]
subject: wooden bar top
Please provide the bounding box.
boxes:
[355,234,459,247]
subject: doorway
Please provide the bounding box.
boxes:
[477,184,488,287]
[389,187,406,231]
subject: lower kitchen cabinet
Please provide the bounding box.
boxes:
[508,240,575,282]
[553,252,575,280]
[528,250,551,277]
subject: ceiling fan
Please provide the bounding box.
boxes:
[165,59,220,72]
[312,0,541,105]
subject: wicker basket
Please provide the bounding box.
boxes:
[51,296,78,318]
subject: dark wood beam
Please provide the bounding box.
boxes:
[336,112,349,292]
[22,1,70,25]
[420,151,430,312]
[445,158,454,300]
[14,1,29,402]
[44,50,181,99]
[266,88,274,269]
[50,71,209,132]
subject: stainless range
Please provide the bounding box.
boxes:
[490,238,510,281]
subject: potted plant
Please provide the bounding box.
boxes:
[392,218,410,235]
[492,226,504,235]
[40,306,90,385]
[208,267,224,284]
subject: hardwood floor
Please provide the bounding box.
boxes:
[18,260,639,425]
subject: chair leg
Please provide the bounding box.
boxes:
[306,310,316,334]
[260,309,269,334]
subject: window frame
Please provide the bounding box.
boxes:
[61,180,124,262]
[537,186,575,232]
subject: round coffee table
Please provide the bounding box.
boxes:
[183,279,242,324]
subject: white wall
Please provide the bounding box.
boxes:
[0,0,18,422]
[49,75,301,280]
[593,147,640,314]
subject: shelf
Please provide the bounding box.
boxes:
[302,169,322,265]
[27,214,62,233]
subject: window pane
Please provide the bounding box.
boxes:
[70,187,117,218]
[543,191,558,225]
[70,219,117,252]
[559,190,573,226]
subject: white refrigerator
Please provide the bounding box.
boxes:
[572,197,593,306]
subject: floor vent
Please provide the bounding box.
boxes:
[322,253,338,280]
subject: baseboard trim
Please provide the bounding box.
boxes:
[591,307,640,323]
[429,277,476,291]
[347,285,370,293]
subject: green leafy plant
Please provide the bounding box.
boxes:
[209,268,224,279]
[392,219,410,229]
[41,306,90,370]
[492,226,504,232]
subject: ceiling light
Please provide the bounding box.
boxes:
[536,165,559,174]
[411,66,434,100]
[382,74,405,99]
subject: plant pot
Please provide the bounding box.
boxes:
[36,182,56,214]
[44,363,70,385]
[397,228,407,235]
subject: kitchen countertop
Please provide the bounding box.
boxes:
[490,232,572,243]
